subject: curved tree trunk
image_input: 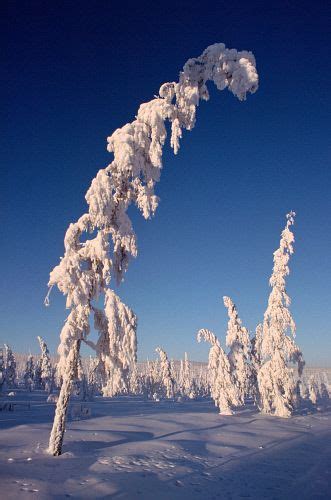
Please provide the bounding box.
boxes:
[48,340,81,456]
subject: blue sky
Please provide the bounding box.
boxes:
[2,1,331,365]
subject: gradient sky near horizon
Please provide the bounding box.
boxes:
[2,0,331,365]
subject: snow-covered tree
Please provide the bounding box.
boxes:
[179,352,196,398]
[37,336,53,393]
[196,364,209,398]
[223,296,251,405]
[33,358,43,389]
[308,376,320,405]
[319,382,329,401]
[72,355,89,400]
[155,347,175,399]
[142,358,162,399]
[23,354,35,391]
[257,212,305,418]
[45,43,258,455]
[0,347,5,392]
[4,344,16,389]
[197,329,239,414]
[129,365,141,395]
[86,290,137,398]
[250,323,263,403]
[86,356,100,398]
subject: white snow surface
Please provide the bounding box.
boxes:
[0,390,330,499]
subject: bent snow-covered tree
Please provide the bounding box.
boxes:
[45,43,258,455]
[223,296,251,405]
[197,329,239,414]
[257,212,305,418]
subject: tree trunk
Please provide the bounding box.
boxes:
[48,340,81,456]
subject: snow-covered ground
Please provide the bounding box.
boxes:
[0,391,330,499]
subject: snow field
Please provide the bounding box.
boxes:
[0,392,330,499]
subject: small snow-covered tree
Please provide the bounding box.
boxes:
[0,347,5,392]
[4,344,16,389]
[33,358,43,389]
[143,358,161,399]
[129,364,141,395]
[319,382,329,401]
[37,336,53,393]
[197,329,239,414]
[45,43,258,455]
[250,323,262,371]
[223,296,251,405]
[308,376,320,405]
[86,356,100,398]
[196,364,209,397]
[257,212,305,418]
[250,323,263,403]
[85,290,137,398]
[73,355,89,401]
[179,352,196,398]
[23,354,35,391]
[155,347,175,399]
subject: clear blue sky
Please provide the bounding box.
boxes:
[2,0,331,365]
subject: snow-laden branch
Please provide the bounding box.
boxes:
[46,42,258,317]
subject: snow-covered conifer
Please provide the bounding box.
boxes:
[155,347,175,399]
[319,382,329,401]
[179,352,195,398]
[4,344,16,389]
[250,323,262,372]
[23,354,35,391]
[45,43,258,454]
[249,323,263,403]
[223,296,251,405]
[143,359,161,399]
[308,376,320,405]
[196,364,209,397]
[87,356,99,398]
[0,347,5,392]
[33,358,43,390]
[73,355,89,401]
[197,329,239,414]
[86,290,137,397]
[129,365,141,395]
[257,212,305,417]
[37,336,53,393]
